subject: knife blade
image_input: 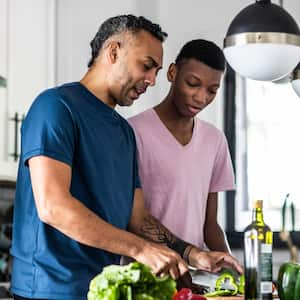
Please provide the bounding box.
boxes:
[189,267,240,292]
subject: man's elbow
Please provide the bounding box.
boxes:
[204,220,221,234]
[35,195,60,225]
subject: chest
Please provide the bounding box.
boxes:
[168,127,193,146]
[75,116,135,177]
[138,132,218,188]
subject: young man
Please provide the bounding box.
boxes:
[129,39,234,254]
[11,18,241,300]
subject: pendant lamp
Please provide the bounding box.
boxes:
[0,75,7,88]
[224,0,300,81]
[291,63,300,97]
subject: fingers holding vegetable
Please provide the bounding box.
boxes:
[220,253,243,274]
[133,241,189,280]
[188,248,243,274]
[160,262,180,280]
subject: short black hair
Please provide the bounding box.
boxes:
[175,39,225,71]
[88,14,168,67]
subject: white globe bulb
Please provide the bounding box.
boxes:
[224,43,300,81]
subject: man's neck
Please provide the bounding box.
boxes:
[154,96,194,145]
[155,96,193,129]
[80,69,116,109]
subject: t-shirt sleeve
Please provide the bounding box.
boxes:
[128,122,141,189]
[209,132,235,192]
[21,90,76,167]
[134,154,141,189]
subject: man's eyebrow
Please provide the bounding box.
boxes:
[189,74,220,87]
[146,56,162,69]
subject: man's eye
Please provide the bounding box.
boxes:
[144,64,152,71]
[187,81,198,87]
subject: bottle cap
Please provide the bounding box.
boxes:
[254,200,263,209]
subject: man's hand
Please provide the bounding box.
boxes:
[128,189,241,278]
[29,155,188,277]
[133,240,189,279]
[188,248,243,274]
[129,189,192,279]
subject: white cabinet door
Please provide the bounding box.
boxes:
[0,0,56,180]
[0,0,12,180]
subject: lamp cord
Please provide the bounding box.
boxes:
[255,0,271,3]
[256,0,283,7]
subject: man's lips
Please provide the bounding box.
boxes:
[135,86,147,95]
[187,104,202,114]
[130,86,147,100]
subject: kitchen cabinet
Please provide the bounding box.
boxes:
[0,0,56,180]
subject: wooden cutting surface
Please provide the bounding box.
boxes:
[203,296,244,300]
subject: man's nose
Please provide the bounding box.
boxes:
[194,89,209,105]
[145,71,157,86]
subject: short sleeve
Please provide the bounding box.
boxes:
[127,122,141,189]
[21,89,76,167]
[131,130,141,189]
[134,155,141,189]
[209,132,235,192]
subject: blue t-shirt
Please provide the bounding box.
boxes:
[10,82,140,299]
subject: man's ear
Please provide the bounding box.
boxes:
[107,41,121,64]
[167,63,177,82]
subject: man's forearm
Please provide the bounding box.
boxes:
[39,193,147,259]
[130,213,193,259]
[204,223,230,252]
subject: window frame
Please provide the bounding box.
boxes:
[223,66,300,249]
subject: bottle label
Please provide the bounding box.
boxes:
[261,243,272,253]
[260,243,272,294]
[261,281,272,293]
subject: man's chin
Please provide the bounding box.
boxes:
[117,97,136,107]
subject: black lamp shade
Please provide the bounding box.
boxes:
[226,0,300,37]
[292,62,300,80]
[223,0,300,81]
[292,62,300,96]
[293,62,300,74]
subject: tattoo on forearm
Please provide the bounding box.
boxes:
[140,215,190,257]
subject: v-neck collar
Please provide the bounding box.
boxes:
[150,108,197,150]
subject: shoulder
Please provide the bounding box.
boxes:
[195,119,229,151]
[196,119,224,138]
[32,82,83,109]
[30,86,69,110]
[25,86,75,125]
[117,115,138,143]
[127,108,154,130]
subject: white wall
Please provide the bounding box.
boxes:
[56,0,256,124]
[55,0,300,229]
[55,0,300,122]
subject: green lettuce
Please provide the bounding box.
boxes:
[87,262,176,300]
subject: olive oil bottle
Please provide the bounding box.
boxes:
[244,200,273,300]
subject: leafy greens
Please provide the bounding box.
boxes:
[87,262,176,300]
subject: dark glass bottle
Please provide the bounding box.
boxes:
[244,200,273,300]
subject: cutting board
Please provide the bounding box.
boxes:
[203,296,244,300]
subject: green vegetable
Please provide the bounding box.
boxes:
[204,270,244,298]
[238,274,245,294]
[87,262,176,300]
[277,262,300,300]
[204,289,235,297]
[215,273,238,295]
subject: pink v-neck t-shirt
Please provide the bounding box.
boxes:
[128,108,235,249]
